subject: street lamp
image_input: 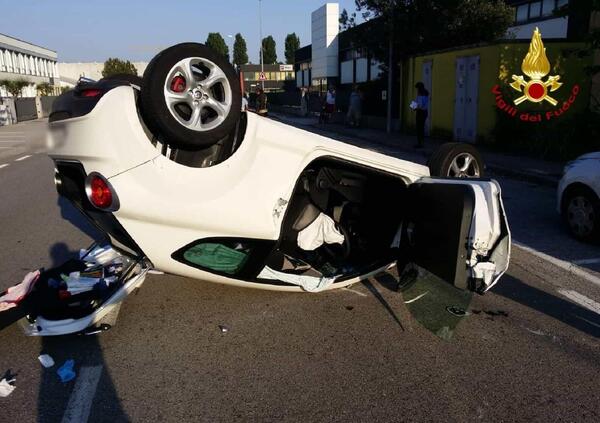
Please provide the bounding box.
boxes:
[227,34,234,67]
[259,0,264,90]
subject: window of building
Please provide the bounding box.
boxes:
[516,4,529,22]
[300,61,311,71]
[557,0,568,8]
[542,0,555,15]
[529,1,542,18]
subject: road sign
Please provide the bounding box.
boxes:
[259,72,267,81]
[279,64,293,71]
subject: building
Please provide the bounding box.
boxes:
[507,0,592,40]
[239,64,295,93]
[294,3,383,93]
[0,33,59,97]
[58,61,149,87]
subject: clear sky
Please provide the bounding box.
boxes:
[2,0,360,63]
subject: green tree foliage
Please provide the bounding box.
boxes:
[233,33,249,66]
[101,58,138,78]
[284,33,300,64]
[36,82,54,96]
[0,78,31,97]
[261,36,277,65]
[340,0,513,60]
[205,32,229,59]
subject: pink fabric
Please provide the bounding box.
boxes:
[0,270,40,311]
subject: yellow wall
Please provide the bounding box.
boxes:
[401,41,590,142]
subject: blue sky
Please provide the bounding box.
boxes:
[3,0,359,63]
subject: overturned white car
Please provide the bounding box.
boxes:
[15,43,510,336]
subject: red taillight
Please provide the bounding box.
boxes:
[81,89,102,97]
[86,173,117,210]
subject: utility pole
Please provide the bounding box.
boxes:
[259,0,265,90]
[386,1,395,134]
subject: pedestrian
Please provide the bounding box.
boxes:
[324,86,336,123]
[413,81,429,148]
[346,85,362,127]
[256,87,268,116]
[241,92,249,113]
[300,87,309,117]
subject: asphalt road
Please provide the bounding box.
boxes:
[0,119,599,422]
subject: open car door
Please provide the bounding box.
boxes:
[399,178,510,293]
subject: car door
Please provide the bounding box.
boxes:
[399,178,510,293]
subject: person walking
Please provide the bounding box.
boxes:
[300,87,309,117]
[413,82,429,148]
[324,86,336,124]
[256,87,268,116]
[346,85,362,127]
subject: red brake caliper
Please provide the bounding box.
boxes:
[170,75,186,92]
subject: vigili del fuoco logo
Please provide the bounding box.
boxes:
[492,27,580,123]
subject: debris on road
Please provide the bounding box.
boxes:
[0,270,40,312]
[0,377,16,397]
[38,354,55,368]
[57,359,76,383]
[218,325,229,333]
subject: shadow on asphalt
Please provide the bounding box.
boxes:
[362,278,404,330]
[493,274,600,338]
[58,196,103,241]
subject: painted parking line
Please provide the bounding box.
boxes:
[61,365,103,423]
[512,240,600,288]
[0,164,8,169]
[14,155,31,161]
[557,289,600,315]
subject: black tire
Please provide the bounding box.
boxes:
[140,43,241,150]
[428,142,484,178]
[561,185,600,243]
[100,73,143,87]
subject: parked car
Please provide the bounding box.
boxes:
[17,43,510,336]
[558,152,600,242]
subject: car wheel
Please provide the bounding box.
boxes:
[140,43,241,150]
[562,186,599,242]
[100,73,143,88]
[428,143,484,178]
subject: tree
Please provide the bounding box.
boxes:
[340,0,514,59]
[36,82,54,96]
[233,33,248,66]
[261,36,277,64]
[101,58,138,78]
[0,78,31,97]
[284,33,300,64]
[205,32,229,59]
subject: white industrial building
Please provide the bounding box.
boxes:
[0,33,59,97]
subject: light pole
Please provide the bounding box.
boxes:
[259,0,264,90]
[227,34,234,67]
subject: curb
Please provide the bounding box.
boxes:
[270,112,561,188]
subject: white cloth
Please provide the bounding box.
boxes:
[326,91,335,105]
[241,97,248,111]
[297,213,345,251]
[0,270,40,311]
[0,378,16,397]
[257,266,337,292]
[38,354,55,368]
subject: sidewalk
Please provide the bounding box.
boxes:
[269,111,564,187]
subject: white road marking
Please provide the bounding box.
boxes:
[557,289,600,315]
[0,164,8,169]
[61,365,103,423]
[14,155,31,161]
[513,241,600,288]
[572,258,600,265]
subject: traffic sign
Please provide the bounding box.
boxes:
[259,72,267,81]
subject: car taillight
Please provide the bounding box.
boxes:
[85,173,119,210]
[81,89,102,97]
